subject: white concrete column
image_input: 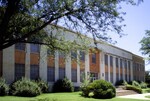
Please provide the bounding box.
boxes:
[3,45,15,84]
[77,50,80,85]
[122,60,125,80]
[113,56,116,85]
[100,52,105,80]
[118,58,121,80]
[25,44,30,78]
[55,50,59,81]
[126,60,129,81]
[39,45,47,81]
[65,52,71,80]
[85,51,90,80]
[108,55,110,82]
[130,61,133,81]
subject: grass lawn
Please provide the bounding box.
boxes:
[142,88,150,93]
[0,92,146,101]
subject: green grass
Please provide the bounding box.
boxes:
[0,92,146,101]
[145,95,150,98]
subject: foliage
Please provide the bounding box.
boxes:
[10,78,41,97]
[36,79,49,93]
[132,81,141,88]
[91,80,116,99]
[123,80,128,86]
[125,85,142,94]
[115,80,124,86]
[140,82,147,89]
[52,78,74,92]
[140,30,150,61]
[0,0,140,51]
[0,78,9,96]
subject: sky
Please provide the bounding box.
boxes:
[112,0,150,70]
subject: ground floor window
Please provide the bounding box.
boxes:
[116,73,119,81]
[47,67,55,82]
[105,72,108,81]
[71,69,77,82]
[110,72,113,83]
[90,72,98,82]
[59,68,65,79]
[80,70,84,82]
[30,65,39,80]
[15,64,25,80]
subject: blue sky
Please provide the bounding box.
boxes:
[112,0,150,70]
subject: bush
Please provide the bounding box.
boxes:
[0,78,9,96]
[115,80,124,86]
[10,78,41,97]
[36,79,49,93]
[132,81,141,88]
[91,80,116,99]
[52,78,74,92]
[140,82,147,89]
[125,85,142,94]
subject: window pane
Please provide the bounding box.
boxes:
[15,43,25,50]
[59,68,65,79]
[116,58,118,67]
[30,44,40,53]
[15,64,25,80]
[47,67,55,82]
[80,70,84,82]
[30,65,39,80]
[71,51,77,59]
[80,51,85,61]
[71,69,77,82]
[110,56,113,67]
[92,53,96,64]
[105,55,108,65]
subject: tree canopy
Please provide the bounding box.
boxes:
[0,0,141,51]
[140,30,150,61]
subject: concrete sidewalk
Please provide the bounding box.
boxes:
[117,93,150,100]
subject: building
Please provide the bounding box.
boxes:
[0,25,145,88]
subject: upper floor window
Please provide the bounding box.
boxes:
[30,44,40,53]
[15,43,25,50]
[116,58,118,67]
[80,51,85,61]
[92,53,96,64]
[120,59,122,68]
[47,48,54,56]
[59,52,65,58]
[105,54,108,65]
[71,51,77,59]
[110,56,113,67]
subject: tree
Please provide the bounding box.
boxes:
[0,0,141,51]
[140,30,150,61]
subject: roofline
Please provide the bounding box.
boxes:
[49,24,143,59]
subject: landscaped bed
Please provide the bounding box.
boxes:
[0,92,147,101]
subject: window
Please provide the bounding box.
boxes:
[105,54,108,65]
[116,73,119,81]
[71,51,77,59]
[15,43,25,50]
[47,49,54,56]
[47,67,55,82]
[30,65,39,80]
[30,44,40,53]
[71,69,77,82]
[80,51,85,61]
[15,64,25,80]
[105,72,108,81]
[110,56,113,67]
[59,68,65,79]
[116,58,118,67]
[120,59,122,68]
[92,53,96,64]
[110,72,113,83]
[80,70,84,82]
[124,60,127,69]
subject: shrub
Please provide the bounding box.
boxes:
[91,80,116,99]
[36,79,49,93]
[10,78,41,97]
[0,78,9,96]
[115,80,124,86]
[132,81,141,88]
[125,85,142,94]
[140,82,147,89]
[123,80,128,86]
[52,78,74,92]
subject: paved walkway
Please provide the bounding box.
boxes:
[117,93,150,100]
